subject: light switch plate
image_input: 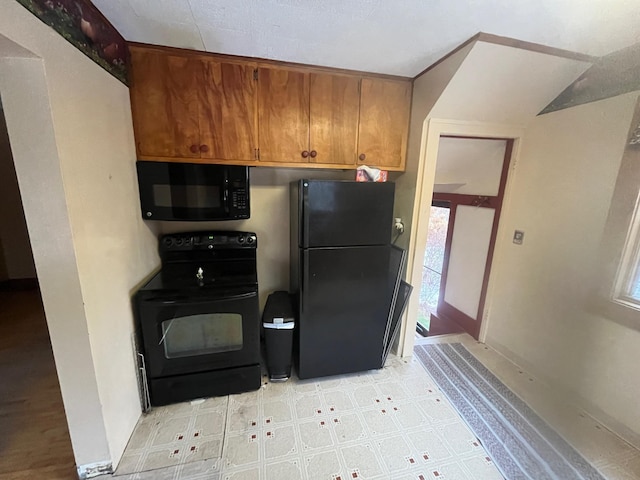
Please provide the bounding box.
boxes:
[513,230,524,245]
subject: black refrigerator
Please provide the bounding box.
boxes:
[290,179,404,379]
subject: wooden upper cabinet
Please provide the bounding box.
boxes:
[129,46,257,162]
[258,69,361,165]
[309,73,360,165]
[199,59,257,161]
[258,67,309,163]
[129,45,411,170]
[129,48,200,159]
[357,78,412,169]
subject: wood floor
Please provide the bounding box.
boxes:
[0,289,77,479]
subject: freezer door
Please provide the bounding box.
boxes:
[297,245,392,379]
[300,180,395,247]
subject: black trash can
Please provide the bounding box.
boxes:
[262,291,295,382]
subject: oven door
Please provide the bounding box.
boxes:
[136,286,259,378]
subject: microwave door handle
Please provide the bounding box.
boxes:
[223,170,230,213]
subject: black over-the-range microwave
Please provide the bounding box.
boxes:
[136,161,250,221]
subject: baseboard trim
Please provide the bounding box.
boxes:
[77,461,113,479]
[486,337,640,451]
[0,278,38,291]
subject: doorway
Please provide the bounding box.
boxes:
[416,135,513,339]
[0,100,75,477]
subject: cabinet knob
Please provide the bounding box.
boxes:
[200,144,209,153]
[358,153,366,161]
[310,150,317,158]
[190,144,199,154]
[301,150,309,158]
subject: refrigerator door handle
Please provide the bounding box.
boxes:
[301,181,310,248]
[301,250,309,314]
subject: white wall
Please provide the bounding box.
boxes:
[398,40,591,356]
[429,42,590,124]
[486,92,640,443]
[433,137,506,195]
[0,101,35,279]
[0,0,159,469]
[394,45,474,253]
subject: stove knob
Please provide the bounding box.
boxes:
[247,235,255,244]
[208,244,214,250]
[162,237,173,248]
[238,236,245,243]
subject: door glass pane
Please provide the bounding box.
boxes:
[423,206,450,273]
[161,313,242,358]
[418,206,450,331]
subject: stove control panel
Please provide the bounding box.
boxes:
[160,231,257,251]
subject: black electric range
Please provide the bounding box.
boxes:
[134,231,261,407]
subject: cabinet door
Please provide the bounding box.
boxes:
[309,73,360,165]
[199,59,258,161]
[129,48,201,159]
[257,67,309,163]
[357,78,411,169]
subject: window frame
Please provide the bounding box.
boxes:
[612,190,640,311]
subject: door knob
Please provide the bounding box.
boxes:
[301,150,309,158]
[310,150,317,158]
[358,153,366,161]
[200,144,209,153]
[190,144,199,154]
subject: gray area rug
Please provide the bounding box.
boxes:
[415,343,605,480]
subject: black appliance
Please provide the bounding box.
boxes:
[136,161,250,221]
[134,231,261,407]
[290,179,405,379]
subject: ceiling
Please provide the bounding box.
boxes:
[92,0,640,77]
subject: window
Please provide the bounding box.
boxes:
[612,191,640,309]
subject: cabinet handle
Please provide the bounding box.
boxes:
[310,150,317,158]
[301,150,309,158]
[199,144,209,153]
[190,144,199,154]
[358,153,366,161]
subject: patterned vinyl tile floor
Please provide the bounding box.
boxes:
[113,353,502,480]
[113,333,640,480]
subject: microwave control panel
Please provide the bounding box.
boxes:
[229,175,250,218]
[231,188,248,211]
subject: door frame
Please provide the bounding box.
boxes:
[397,118,524,357]
[432,138,513,339]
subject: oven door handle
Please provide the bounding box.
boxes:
[144,291,257,305]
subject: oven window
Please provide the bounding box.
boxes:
[153,184,221,209]
[160,313,243,358]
